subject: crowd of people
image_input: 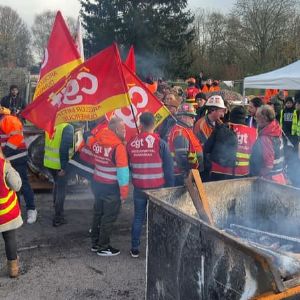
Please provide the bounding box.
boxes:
[1,79,300,279]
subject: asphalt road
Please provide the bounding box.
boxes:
[0,184,146,300]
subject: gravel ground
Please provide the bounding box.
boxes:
[0,184,146,300]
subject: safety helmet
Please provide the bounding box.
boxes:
[0,106,11,115]
[206,95,226,109]
[176,102,197,116]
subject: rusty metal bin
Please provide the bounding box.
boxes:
[146,178,300,300]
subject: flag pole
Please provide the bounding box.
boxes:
[114,43,139,134]
[129,101,139,134]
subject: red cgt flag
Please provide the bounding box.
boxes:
[33,11,82,100]
[125,45,136,73]
[106,63,170,141]
[22,44,130,135]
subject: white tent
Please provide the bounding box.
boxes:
[244,60,300,90]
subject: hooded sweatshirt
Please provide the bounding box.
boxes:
[89,127,129,198]
[250,120,285,183]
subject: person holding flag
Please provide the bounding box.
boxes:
[127,112,174,258]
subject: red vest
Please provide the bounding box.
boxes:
[91,141,118,184]
[0,158,20,226]
[79,142,95,165]
[211,124,257,176]
[168,124,202,175]
[186,86,199,99]
[127,132,165,189]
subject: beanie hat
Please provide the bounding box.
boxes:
[195,92,207,101]
[230,106,246,124]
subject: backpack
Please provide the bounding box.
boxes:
[209,124,238,168]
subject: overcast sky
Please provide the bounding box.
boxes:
[0,0,235,26]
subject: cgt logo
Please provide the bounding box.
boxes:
[92,143,101,154]
[49,70,98,107]
[145,135,155,148]
[92,143,112,157]
[114,86,148,128]
[130,137,144,149]
[237,133,248,145]
[130,135,155,149]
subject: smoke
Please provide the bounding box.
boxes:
[135,52,167,81]
[120,47,167,80]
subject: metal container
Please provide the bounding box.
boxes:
[146,178,300,299]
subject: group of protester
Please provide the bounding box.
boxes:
[0,85,37,278]
[1,80,300,279]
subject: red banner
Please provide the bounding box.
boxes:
[106,63,170,141]
[33,11,82,100]
[125,46,136,73]
[22,44,130,135]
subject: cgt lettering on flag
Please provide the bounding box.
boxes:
[106,62,170,141]
[49,69,98,108]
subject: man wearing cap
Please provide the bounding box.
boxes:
[127,112,174,258]
[194,95,226,146]
[157,93,180,141]
[194,95,226,181]
[205,106,257,180]
[168,103,203,186]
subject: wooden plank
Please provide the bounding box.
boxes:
[185,170,214,226]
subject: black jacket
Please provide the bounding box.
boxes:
[1,94,25,116]
[204,123,238,168]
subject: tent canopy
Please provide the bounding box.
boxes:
[244,60,300,90]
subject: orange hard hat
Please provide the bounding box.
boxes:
[0,106,11,115]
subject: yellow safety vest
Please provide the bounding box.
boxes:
[291,111,299,136]
[44,123,74,170]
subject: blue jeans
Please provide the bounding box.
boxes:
[131,188,148,250]
[13,163,35,210]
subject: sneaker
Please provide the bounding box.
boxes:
[27,209,37,224]
[130,249,140,258]
[52,216,67,227]
[97,246,120,257]
[91,246,99,252]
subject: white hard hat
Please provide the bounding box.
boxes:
[206,95,226,109]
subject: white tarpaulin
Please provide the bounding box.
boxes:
[244,60,300,90]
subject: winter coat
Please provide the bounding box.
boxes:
[250,120,286,184]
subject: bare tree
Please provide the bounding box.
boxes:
[31,11,77,62]
[0,6,32,68]
[232,0,297,70]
